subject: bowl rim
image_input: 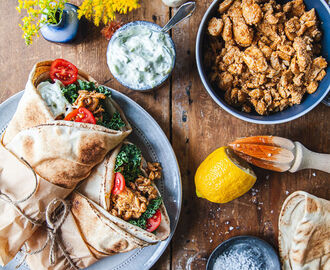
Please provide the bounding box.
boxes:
[107,20,176,92]
[195,0,330,124]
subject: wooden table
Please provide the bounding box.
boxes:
[0,0,329,269]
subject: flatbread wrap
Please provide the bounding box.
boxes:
[25,142,171,269]
[279,191,330,270]
[77,142,171,243]
[25,191,149,270]
[0,60,132,265]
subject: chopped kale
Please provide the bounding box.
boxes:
[95,85,112,97]
[61,83,79,104]
[129,197,163,230]
[61,79,112,104]
[97,111,125,131]
[115,144,142,184]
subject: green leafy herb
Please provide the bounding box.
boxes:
[61,79,112,104]
[97,111,125,131]
[129,197,162,230]
[115,144,142,184]
[61,83,79,104]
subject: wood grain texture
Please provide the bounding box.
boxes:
[0,1,329,270]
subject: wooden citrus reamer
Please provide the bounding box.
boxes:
[228,136,330,173]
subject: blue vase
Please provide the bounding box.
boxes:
[40,3,79,43]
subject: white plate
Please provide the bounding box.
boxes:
[0,88,182,270]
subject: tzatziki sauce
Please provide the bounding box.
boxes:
[107,23,175,90]
[37,80,72,118]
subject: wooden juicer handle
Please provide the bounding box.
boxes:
[290,142,330,173]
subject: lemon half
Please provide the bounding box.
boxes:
[195,147,256,203]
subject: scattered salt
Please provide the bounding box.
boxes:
[229,226,234,231]
[285,191,289,195]
[312,172,316,177]
[270,210,274,214]
[225,221,230,225]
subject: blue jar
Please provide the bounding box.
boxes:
[40,3,79,43]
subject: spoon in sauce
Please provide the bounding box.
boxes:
[161,2,196,33]
[107,2,196,91]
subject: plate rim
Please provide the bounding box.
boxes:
[0,88,182,270]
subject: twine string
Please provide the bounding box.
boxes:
[0,157,78,269]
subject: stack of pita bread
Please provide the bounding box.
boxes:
[279,191,330,270]
[0,61,170,269]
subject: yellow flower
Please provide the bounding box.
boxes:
[17,0,67,45]
[78,0,140,27]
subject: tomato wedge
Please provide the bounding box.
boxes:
[64,107,96,124]
[146,209,161,232]
[112,172,126,195]
[50,59,78,86]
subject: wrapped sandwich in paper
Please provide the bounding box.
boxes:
[279,191,330,270]
[26,192,149,270]
[0,59,132,265]
[25,142,170,270]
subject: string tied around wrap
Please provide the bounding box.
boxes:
[0,157,78,269]
[17,198,78,270]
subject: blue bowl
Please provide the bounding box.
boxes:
[196,0,330,124]
[107,21,176,92]
[206,236,281,270]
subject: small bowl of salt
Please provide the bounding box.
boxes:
[207,236,281,270]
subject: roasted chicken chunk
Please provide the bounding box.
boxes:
[111,162,162,221]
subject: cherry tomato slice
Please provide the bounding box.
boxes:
[50,59,78,86]
[146,209,161,232]
[64,107,96,124]
[112,172,126,195]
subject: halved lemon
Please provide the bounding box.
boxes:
[195,147,256,203]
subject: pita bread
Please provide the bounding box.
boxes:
[0,60,132,265]
[279,191,330,270]
[2,60,132,188]
[78,142,171,242]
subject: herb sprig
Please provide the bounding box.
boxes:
[114,144,142,184]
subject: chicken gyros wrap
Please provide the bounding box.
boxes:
[0,59,132,265]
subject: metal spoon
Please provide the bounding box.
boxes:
[161,2,196,33]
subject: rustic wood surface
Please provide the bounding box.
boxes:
[0,0,329,269]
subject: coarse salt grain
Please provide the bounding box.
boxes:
[212,245,266,270]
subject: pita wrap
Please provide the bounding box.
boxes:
[26,211,98,270]
[78,142,171,243]
[0,61,132,265]
[279,191,330,270]
[24,192,148,270]
[3,60,131,145]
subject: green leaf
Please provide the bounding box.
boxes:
[114,144,142,184]
[61,80,112,104]
[61,83,79,103]
[96,111,125,131]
